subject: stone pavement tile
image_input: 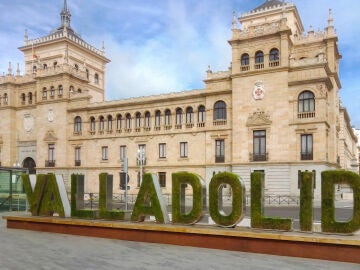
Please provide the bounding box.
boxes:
[0,213,359,270]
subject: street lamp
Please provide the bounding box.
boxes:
[137,148,146,186]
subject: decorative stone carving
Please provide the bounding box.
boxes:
[253,81,265,100]
[44,129,58,142]
[246,111,272,127]
[23,114,34,132]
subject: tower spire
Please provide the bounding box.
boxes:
[60,0,71,28]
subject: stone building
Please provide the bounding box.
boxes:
[0,0,358,199]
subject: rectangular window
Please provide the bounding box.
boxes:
[75,147,81,166]
[180,142,188,158]
[215,139,225,163]
[48,144,55,161]
[253,130,266,161]
[301,134,313,160]
[159,143,166,158]
[120,145,126,161]
[138,144,146,165]
[158,172,166,188]
[102,146,108,160]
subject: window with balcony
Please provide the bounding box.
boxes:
[107,115,113,131]
[135,112,141,131]
[253,130,267,161]
[159,143,166,158]
[99,116,105,132]
[116,114,122,131]
[58,85,63,96]
[186,107,194,127]
[269,48,279,67]
[50,86,55,97]
[144,111,150,130]
[46,144,55,167]
[180,142,188,158]
[42,87,47,99]
[213,101,227,125]
[255,51,264,69]
[28,92,33,104]
[301,134,313,160]
[176,108,183,128]
[298,91,315,118]
[155,110,161,129]
[215,139,225,163]
[125,113,132,131]
[164,109,171,128]
[198,105,205,126]
[241,53,250,71]
[90,117,96,132]
[74,116,82,133]
[75,147,81,166]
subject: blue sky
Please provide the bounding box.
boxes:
[1,0,359,127]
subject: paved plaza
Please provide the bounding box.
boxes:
[0,212,358,270]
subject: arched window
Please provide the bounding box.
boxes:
[53,61,58,68]
[186,107,194,124]
[269,48,279,62]
[74,116,82,133]
[33,66,37,73]
[241,53,250,66]
[213,101,227,120]
[255,51,264,69]
[42,87,47,99]
[176,108,183,125]
[28,92,33,103]
[86,69,89,80]
[90,117,96,131]
[155,110,161,127]
[43,64,48,70]
[144,111,151,128]
[298,91,315,113]
[3,93,8,104]
[58,85,63,96]
[77,88,82,93]
[198,105,206,123]
[107,115,113,131]
[135,112,141,128]
[21,93,26,103]
[99,116,105,131]
[94,73,99,84]
[126,113,131,129]
[165,109,171,126]
[70,86,74,92]
[50,86,55,96]
[74,64,79,71]
[116,114,122,130]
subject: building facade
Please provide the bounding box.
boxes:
[0,0,358,199]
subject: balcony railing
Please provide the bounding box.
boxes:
[301,152,313,160]
[45,160,55,167]
[213,119,227,126]
[215,156,225,163]
[250,153,268,162]
[298,111,315,119]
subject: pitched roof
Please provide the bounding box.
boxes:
[252,0,285,12]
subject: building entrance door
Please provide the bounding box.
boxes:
[23,157,36,174]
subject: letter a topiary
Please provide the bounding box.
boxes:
[131,173,169,223]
